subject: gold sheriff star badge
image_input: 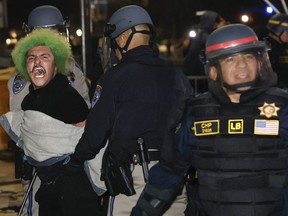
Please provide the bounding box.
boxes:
[258,102,280,118]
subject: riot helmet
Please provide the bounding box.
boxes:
[267,13,288,34]
[105,5,154,39]
[103,5,155,56]
[22,5,70,41]
[203,24,276,92]
[199,11,220,33]
[266,13,288,44]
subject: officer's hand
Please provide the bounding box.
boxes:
[131,205,150,216]
[63,154,84,176]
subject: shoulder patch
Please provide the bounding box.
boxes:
[12,74,27,94]
[91,84,102,107]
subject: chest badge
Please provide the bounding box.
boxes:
[258,102,280,118]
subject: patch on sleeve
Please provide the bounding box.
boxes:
[13,74,26,94]
[193,120,219,136]
[91,84,102,107]
[254,119,279,135]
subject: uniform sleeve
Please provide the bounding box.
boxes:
[8,71,30,111]
[150,107,195,189]
[74,81,114,162]
[68,59,91,108]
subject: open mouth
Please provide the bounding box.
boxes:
[32,66,45,78]
[236,72,248,79]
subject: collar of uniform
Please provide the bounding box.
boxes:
[120,45,154,62]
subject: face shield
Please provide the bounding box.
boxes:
[100,33,113,72]
[207,48,277,93]
[98,23,118,72]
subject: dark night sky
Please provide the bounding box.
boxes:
[4,0,286,39]
[7,0,80,28]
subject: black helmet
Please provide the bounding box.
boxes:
[199,11,219,31]
[205,24,268,61]
[22,5,69,39]
[104,5,154,39]
[204,24,276,92]
[267,13,288,34]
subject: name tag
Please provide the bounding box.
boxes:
[193,120,219,136]
[228,119,243,134]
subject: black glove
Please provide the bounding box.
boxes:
[131,206,150,216]
[131,183,183,216]
[63,154,84,176]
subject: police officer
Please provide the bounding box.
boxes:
[266,13,288,90]
[182,11,226,76]
[181,11,226,94]
[7,5,90,216]
[66,5,192,216]
[132,24,288,216]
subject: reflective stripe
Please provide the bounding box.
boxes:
[27,186,33,216]
[206,36,258,52]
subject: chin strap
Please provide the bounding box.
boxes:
[223,80,257,93]
[113,26,152,54]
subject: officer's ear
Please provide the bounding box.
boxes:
[209,66,217,81]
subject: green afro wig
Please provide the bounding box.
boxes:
[11,28,72,80]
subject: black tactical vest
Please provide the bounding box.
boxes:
[190,88,288,216]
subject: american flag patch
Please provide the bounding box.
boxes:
[254,119,279,135]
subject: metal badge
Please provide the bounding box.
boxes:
[258,102,280,118]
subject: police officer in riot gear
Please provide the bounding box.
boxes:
[22,5,70,41]
[265,13,288,89]
[132,24,288,216]
[66,5,192,216]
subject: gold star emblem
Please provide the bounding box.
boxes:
[258,102,280,118]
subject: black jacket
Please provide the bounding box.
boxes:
[74,45,192,162]
[21,73,89,124]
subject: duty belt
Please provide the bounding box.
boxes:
[131,149,160,165]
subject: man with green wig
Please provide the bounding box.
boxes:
[1,28,103,216]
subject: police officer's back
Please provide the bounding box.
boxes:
[66,5,192,216]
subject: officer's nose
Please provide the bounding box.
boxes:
[235,55,247,68]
